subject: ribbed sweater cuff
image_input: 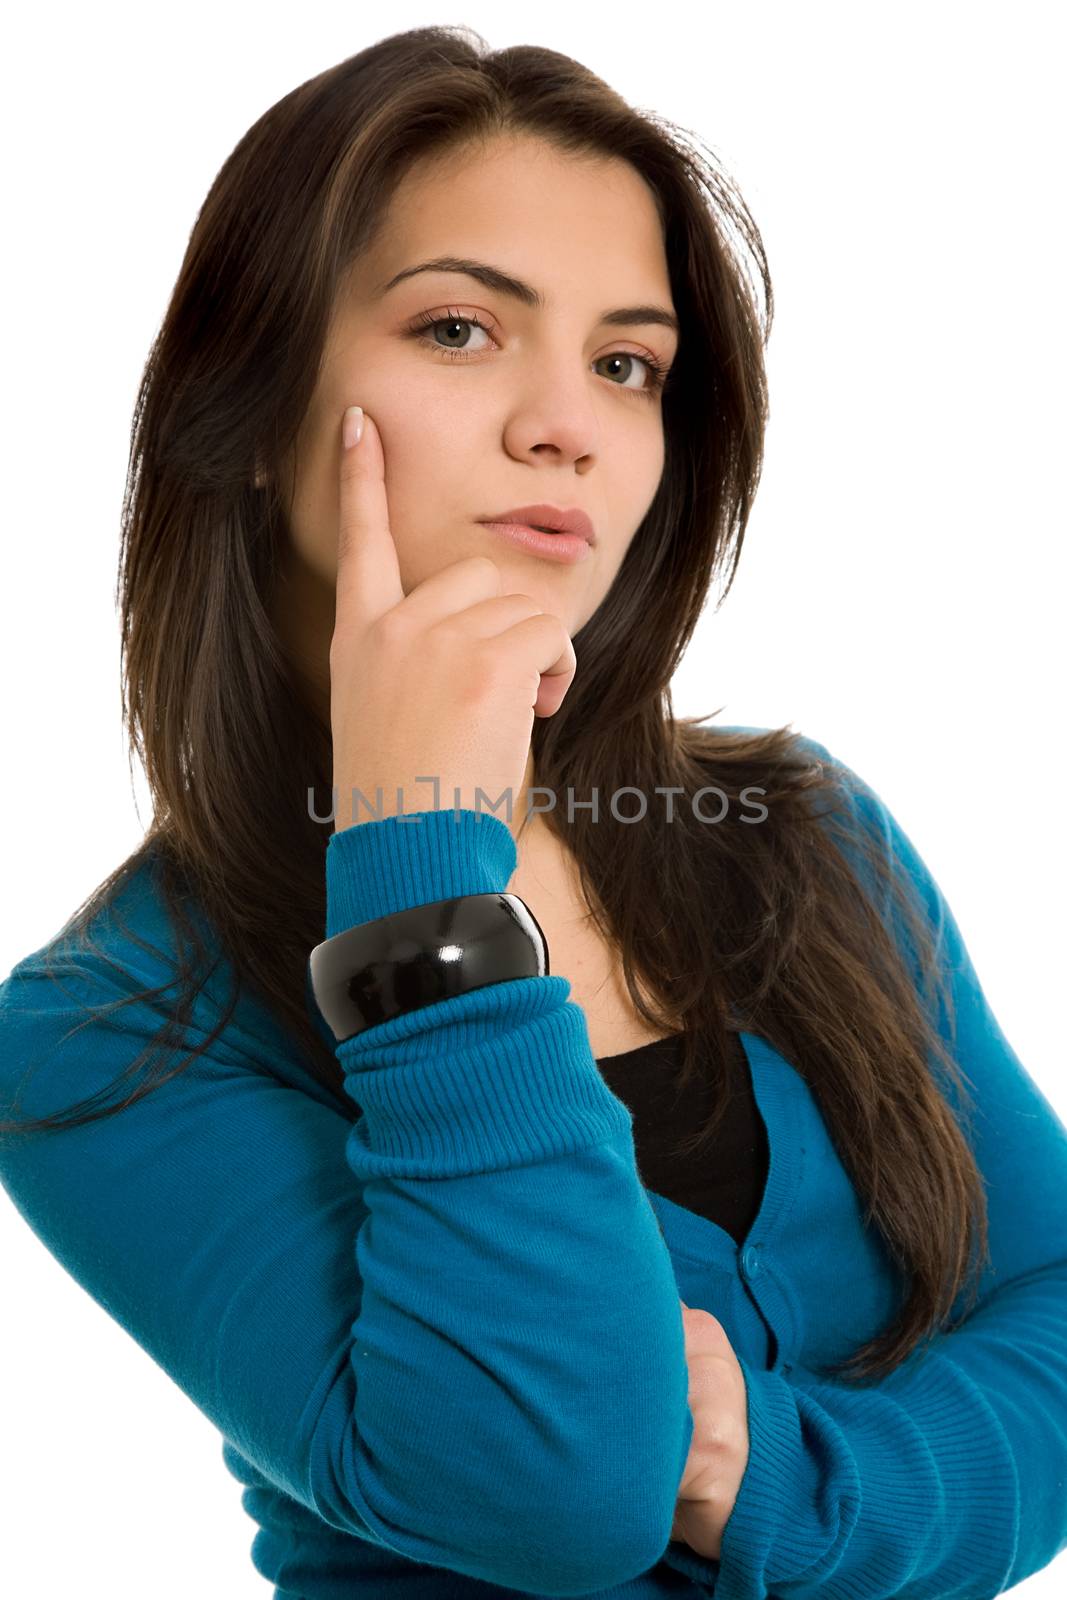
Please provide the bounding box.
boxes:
[325,808,518,937]
[715,1360,855,1592]
[323,807,634,1177]
[338,981,633,1178]
[708,1354,1019,1598]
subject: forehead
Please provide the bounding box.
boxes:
[349,135,672,307]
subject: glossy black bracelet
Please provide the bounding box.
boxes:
[309,892,551,1045]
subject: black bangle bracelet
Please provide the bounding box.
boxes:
[309,892,550,1045]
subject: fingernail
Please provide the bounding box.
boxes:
[343,406,364,449]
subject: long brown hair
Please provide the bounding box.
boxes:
[0,24,989,1385]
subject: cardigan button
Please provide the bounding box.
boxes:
[740,1244,762,1279]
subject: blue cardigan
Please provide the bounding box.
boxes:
[1,731,1065,1598]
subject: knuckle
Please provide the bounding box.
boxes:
[467,634,499,677]
[371,607,412,651]
[464,554,504,590]
[476,636,516,688]
[689,1370,721,1404]
[328,621,356,668]
[698,1413,729,1452]
[454,642,498,706]
[428,614,468,653]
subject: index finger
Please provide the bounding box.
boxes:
[335,406,404,631]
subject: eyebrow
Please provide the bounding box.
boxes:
[376,255,680,336]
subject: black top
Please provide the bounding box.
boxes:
[594,1032,768,1245]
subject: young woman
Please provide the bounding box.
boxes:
[2,23,1065,1599]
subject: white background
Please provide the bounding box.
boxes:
[2,2,1064,1593]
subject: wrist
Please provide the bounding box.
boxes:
[325,806,518,937]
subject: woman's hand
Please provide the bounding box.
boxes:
[329,405,577,833]
[669,1300,750,1562]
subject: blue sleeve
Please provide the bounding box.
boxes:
[677,739,1067,1599]
[0,808,693,1598]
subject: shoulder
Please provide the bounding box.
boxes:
[0,842,294,1112]
[709,720,873,816]
[5,842,181,992]
[711,722,946,936]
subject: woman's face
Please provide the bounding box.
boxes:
[273,133,679,704]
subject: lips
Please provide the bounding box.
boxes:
[478,504,596,545]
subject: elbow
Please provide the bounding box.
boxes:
[310,1419,681,1596]
[306,1313,690,1594]
[468,1405,690,1594]
[478,1342,691,1591]
[464,1499,674,1597]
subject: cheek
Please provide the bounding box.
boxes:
[374,413,476,547]
[286,465,338,583]
[634,429,666,499]
[380,398,473,489]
